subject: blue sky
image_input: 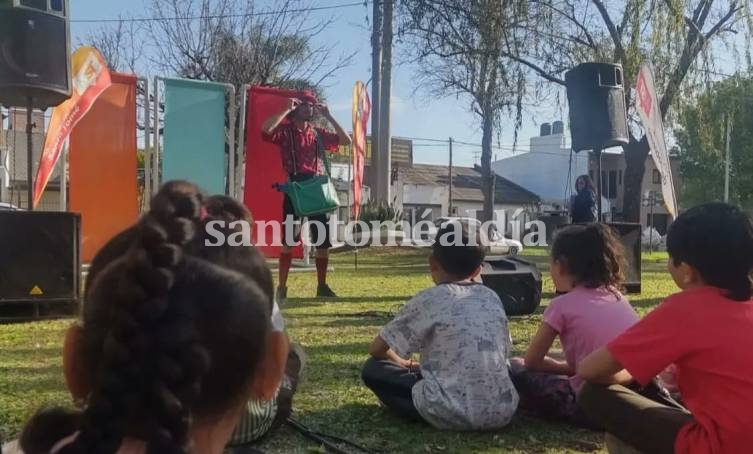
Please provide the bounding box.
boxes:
[69,1,743,168]
[70,0,554,168]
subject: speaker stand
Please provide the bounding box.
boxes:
[26,96,34,211]
[594,147,602,221]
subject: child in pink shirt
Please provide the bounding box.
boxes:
[510,223,674,428]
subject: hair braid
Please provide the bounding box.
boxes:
[62,181,206,454]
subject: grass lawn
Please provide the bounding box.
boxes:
[0,247,675,453]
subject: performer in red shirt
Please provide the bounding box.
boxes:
[262,92,351,303]
[577,203,753,454]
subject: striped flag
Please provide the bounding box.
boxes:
[351,81,370,220]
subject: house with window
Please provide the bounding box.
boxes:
[492,121,681,233]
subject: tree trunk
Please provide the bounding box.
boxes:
[622,136,649,223]
[481,111,495,222]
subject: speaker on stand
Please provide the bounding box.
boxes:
[565,62,629,221]
[0,0,72,210]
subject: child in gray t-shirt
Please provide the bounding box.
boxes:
[362,221,519,430]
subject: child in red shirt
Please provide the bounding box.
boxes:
[578,203,753,454]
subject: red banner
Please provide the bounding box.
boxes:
[351,81,370,220]
[243,86,311,259]
[33,46,111,208]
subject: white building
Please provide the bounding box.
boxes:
[492,121,681,232]
[492,122,611,216]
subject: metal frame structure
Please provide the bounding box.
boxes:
[149,77,238,199]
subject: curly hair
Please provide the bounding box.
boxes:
[551,223,626,291]
[20,182,273,454]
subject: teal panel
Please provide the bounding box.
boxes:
[163,78,227,195]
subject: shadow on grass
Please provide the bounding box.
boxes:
[629,297,664,309]
[0,365,63,391]
[295,403,602,453]
[287,296,412,305]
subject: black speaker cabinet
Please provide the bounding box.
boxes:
[565,62,629,152]
[555,222,642,294]
[0,210,81,321]
[480,257,543,316]
[0,1,71,109]
[607,222,642,293]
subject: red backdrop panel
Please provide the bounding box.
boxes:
[243,86,313,259]
[70,73,139,263]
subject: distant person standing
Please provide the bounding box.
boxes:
[261,93,351,304]
[570,175,598,223]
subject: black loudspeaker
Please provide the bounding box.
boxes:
[0,211,81,321]
[607,222,642,294]
[0,1,71,109]
[565,62,629,152]
[480,257,543,316]
[555,222,642,294]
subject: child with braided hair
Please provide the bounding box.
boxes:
[15,181,287,454]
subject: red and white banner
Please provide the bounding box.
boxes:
[636,62,678,219]
[351,81,370,220]
[33,46,111,208]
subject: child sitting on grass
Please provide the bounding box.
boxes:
[509,223,645,429]
[578,203,753,454]
[15,181,287,454]
[362,220,519,431]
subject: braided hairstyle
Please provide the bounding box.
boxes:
[199,195,273,301]
[551,222,627,291]
[21,181,273,454]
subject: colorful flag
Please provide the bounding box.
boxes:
[635,62,678,219]
[351,81,371,220]
[33,46,111,208]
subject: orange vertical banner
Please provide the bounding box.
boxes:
[34,47,111,207]
[70,73,139,263]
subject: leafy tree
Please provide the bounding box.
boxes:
[397,0,529,221]
[508,0,751,221]
[676,75,753,209]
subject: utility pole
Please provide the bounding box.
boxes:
[377,0,393,204]
[725,113,731,203]
[370,0,382,200]
[448,137,453,216]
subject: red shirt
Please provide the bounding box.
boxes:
[263,123,340,176]
[608,286,753,454]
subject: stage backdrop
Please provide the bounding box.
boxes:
[70,72,139,263]
[243,86,312,259]
[163,78,227,195]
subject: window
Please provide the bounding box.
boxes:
[609,170,617,199]
[653,169,661,184]
[618,170,623,185]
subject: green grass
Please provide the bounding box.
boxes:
[0,247,675,453]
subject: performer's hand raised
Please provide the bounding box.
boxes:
[288,98,301,111]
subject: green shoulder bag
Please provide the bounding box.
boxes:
[283,129,341,217]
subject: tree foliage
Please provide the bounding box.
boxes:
[508,0,750,221]
[397,0,529,221]
[676,75,753,208]
[144,0,354,92]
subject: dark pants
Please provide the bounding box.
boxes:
[509,358,600,430]
[361,357,423,421]
[282,173,331,249]
[578,383,694,454]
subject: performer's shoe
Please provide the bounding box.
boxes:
[316,284,338,298]
[276,286,288,306]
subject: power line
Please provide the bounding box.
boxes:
[70,1,369,23]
